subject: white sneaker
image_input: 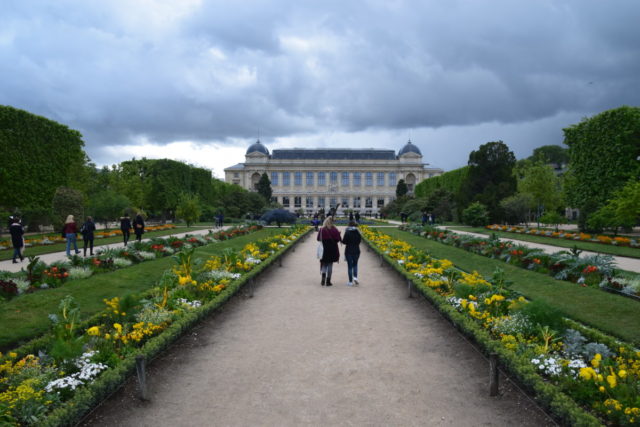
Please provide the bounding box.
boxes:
[346,282,353,286]
[353,277,359,286]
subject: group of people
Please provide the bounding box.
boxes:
[119,213,145,246]
[317,216,362,287]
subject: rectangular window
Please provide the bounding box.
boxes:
[270,196,278,204]
[306,197,314,208]
[330,172,338,185]
[377,172,385,186]
[294,196,302,208]
[341,172,349,186]
[365,197,373,208]
[365,172,373,187]
[377,198,385,208]
[388,172,396,186]
[353,172,361,186]
[233,172,239,178]
[330,197,337,208]
[353,196,361,208]
[318,197,325,208]
[282,172,290,186]
[318,172,326,186]
[282,196,290,207]
[294,171,302,186]
[271,172,279,186]
[342,197,349,208]
[306,172,314,186]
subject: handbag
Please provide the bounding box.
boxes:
[316,229,324,260]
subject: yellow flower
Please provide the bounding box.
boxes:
[8,352,17,359]
[113,323,123,333]
[599,386,606,392]
[579,367,596,380]
[87,326,100,336]
[618,369,627,379]
[591,353,602,368]
[105,333,111,340]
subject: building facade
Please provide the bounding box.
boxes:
[224,140,444,215]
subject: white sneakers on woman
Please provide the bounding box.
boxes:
[353,277,359,286]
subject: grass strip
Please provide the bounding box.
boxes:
[0,228,283,349]
[0,226,208,261]
[378,227,640,345]
[449,226,640,259]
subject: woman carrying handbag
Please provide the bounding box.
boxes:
[317,216,341,286]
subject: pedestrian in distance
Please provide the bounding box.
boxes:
[133,213,145,242]
[355,211,361,224]
[9,216,24,263]
[62,214,80,256]
[80,216,96,256]
[342,220,361,286]
[120,213,132,246]
[317,215,342,287]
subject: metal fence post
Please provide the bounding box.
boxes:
[135,354,149,401]
[489,353,499,396]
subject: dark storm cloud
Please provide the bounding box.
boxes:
[1,0,639,169]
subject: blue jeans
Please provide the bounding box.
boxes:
[345,253,359,282]
[13,246,22,261]
[66,233,79,256]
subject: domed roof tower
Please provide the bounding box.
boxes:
[246,139,269,156]
[398,139,422,157]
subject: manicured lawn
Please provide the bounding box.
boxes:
[0,228,283,350]
[0,226,207,261]
[448,226,640,259]
[378,228,640,345]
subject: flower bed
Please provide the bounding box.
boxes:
[0,225,263,301]
[0,225,309,425]
[487,225,640,249]
[363,226,639,426]
[401,224,640,300]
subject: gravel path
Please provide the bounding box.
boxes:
[82,228,553,426]
[439,226,640,273]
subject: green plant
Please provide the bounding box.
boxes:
[462,202,490,227]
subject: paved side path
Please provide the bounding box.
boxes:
[439,226,640,274]
[83,229,553,426]
[0,227,218,274]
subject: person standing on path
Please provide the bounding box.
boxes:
[63,214,80,256]
[9,216,24,263]
[133,214,145,242]
[342,220,361,286]
[120,213,132,246]
[318,216,341,287]
[81,216,96,256]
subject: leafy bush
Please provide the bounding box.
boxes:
[260,209,297,226]
[462,202,489,226]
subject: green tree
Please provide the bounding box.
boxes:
[0,106,89,215]
[518,163,563,226]
[88,190,131,229]
[563,106,640,229]
[463,141,517,222]
[51,187,84,228]
[396,179,408,197]
[587,179,640,233]
[500,193,534,225]
[175,193,202,227]
[256,173,273,202]
[462,202,490,227]
[531,145,569,167]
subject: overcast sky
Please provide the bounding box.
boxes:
[2,0,639,178]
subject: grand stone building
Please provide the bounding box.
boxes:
[224,140,443,215]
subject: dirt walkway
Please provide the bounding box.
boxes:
[83,229,554,426]
[439,226,640,273]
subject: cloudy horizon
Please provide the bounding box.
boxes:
[2,0,639,178]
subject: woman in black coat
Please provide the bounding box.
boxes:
[81,216,97,256]
[342,221,362,286]
[133,214,145,242]
[9,216,24,263]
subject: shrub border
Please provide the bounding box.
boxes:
[19,226,311,427]
[362,231,602,427]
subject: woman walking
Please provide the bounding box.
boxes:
[63,214,80,256]
[120,213,132,246]
[9,216,24,263]
[133,214,145,242]
[317,216,341,286]
[342,220,362,286]
[81,216,96,256]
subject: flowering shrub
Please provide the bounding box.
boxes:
[486,224,639,248]
[363,226,640,425]
[0,225,307,425]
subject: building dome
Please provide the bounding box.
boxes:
[398,140,422,156]
[246,139,269,156]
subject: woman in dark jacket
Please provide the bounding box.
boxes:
[342,221,362,286]
[317,216,342,286]
[81,216,97,256]
[120,213,132,246]
[9,216,24,263]
[133,214,145,242]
